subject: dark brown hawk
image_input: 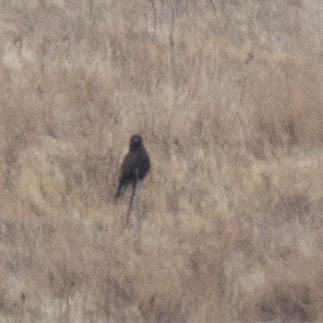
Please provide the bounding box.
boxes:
[115,134,150,207]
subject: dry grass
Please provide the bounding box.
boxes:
[0,0,323,321]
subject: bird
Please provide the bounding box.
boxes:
[115,134,150,225]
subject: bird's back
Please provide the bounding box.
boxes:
[115,134,150,201]
[119,146,150,185]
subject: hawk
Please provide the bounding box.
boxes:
[115,134,150,224]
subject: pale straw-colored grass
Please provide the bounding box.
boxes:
[0,1,322,321]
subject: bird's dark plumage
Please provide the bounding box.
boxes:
[115,134,150,201]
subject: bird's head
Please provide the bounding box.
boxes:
[129,134,143,151]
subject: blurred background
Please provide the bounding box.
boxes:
[0,0,322,321]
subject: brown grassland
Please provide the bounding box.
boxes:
[0,0,323,321]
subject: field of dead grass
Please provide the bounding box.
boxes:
[0,0,322,321]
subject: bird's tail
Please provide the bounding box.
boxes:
[114,183,128,203]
